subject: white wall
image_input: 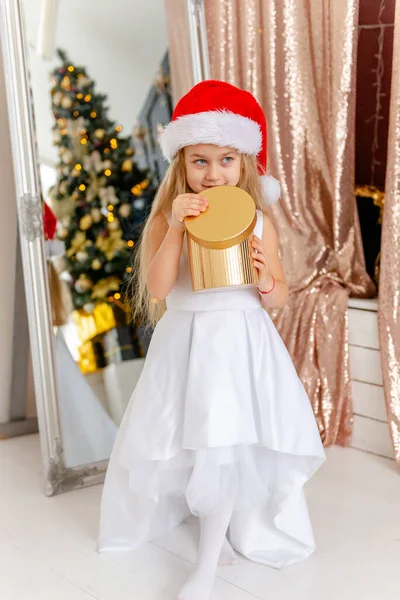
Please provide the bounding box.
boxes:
[22,0,169,165]
[0,50,18,423]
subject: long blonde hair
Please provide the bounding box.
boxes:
[131,150,267,326]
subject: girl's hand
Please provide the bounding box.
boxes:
[171,194,208,231]
[251,235,274,290]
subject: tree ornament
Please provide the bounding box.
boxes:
[107,218,120,231]
[61,95,73,109]
[83,302,95,314]
[121,158,133,172]
[119,203,131,218]
[74,274,93,293]
[95,129,105,139]
[91,208,102,223]
[91,258,102,270]
[79,214,93,230]
[58,226,69,239]
[76,250,89,262]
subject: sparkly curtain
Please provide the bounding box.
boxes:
[378,3,400,462]
[164,0,193,103]
[204,0,375,445]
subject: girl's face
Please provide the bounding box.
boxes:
[184,144,241,193]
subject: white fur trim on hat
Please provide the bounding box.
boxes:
[159,110,262,162]
[260,174,281,205]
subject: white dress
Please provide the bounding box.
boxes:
[98,211,326,569]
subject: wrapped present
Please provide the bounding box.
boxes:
[103,326,144,365]
[78,337,106,374]
[72,302,117,344]
[185,186,258,291]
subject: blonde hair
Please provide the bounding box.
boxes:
[131,150,267,327]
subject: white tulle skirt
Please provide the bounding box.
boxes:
[98,292,326,569]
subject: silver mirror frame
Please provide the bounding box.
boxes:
[0,0,210,496]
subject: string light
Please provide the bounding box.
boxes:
[75,164,82,171]
[78,73,83,79]
[57,118,64,125]
[116,125,122,132]
[77,93,83,100]
[84,94,92,102]
[108,295,114,302]
[104,148,110,154]
[126,267,132,273]
[114,293,121,300]
[68,65,75,72]
[107,205,114,211]
[61,129,67,135]
[90,111,97,118]
[80,138,88,145]
[73,111,79,117]
[79,184,86,191]
[104,169,111,176]
[127,240,134,248]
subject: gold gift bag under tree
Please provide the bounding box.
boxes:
[185,186,258,292]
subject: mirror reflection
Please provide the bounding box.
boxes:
[23,0,171,467]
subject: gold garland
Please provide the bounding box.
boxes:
[354,184,385,224]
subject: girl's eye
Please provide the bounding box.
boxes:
[195,159,207,165]
[222,156,234,164]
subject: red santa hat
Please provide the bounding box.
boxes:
[43,201,57,240]
[159,80,280,205]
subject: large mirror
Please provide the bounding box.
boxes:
[0,0,206,494]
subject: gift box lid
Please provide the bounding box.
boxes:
[185,186,256,250]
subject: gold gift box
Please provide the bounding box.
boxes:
[185,186,258,291]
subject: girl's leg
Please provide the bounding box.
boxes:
[219,537,236,566]
[178,472,237,600]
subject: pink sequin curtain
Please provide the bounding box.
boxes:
[378,3,400,462]
[204,0,375,446]
[164,0,193,103]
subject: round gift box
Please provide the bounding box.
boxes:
[185,186,258,291]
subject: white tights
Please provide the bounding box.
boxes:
[178,472,237,600]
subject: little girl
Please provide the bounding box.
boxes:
[99,80,325,599]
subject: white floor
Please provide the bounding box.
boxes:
[1,435,399,600]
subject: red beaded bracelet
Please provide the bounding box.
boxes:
[257,275,276,295]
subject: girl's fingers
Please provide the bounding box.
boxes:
[182,209,201,218]
[253,259,266,270]
[251,251,265,261]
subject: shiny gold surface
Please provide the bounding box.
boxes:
[188,236,258,291]
[185,186,256,250]
[185,186,257,291]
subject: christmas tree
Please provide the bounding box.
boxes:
[49,49,154,313]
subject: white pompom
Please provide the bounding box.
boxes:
[259,174,281,205]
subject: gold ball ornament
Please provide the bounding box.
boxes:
[95,129,105,139]
[74,274,93,293]
[61,95,73,109]
[53,91,63,106]
[107,218,120,231]
[83,302,95,314]
[76,251,89,262]
[79,214,93,230]
[91,208,102,223]
[119,203,131,218]
[91,258,102,270]
[58,226,69,239]
[121,159,133,172]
